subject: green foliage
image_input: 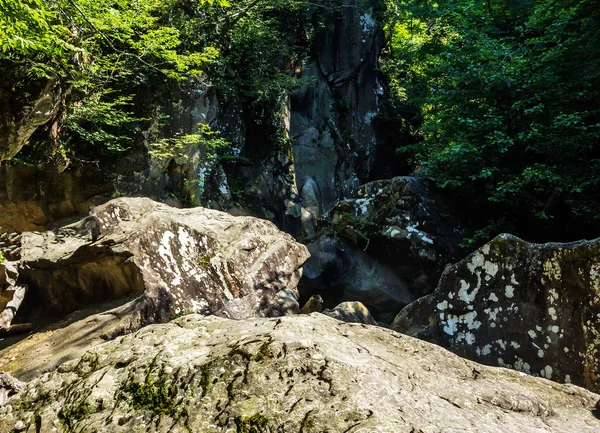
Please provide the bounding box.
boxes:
[148,123,230,162]
[1,0,315,164]
[383,0,600,241]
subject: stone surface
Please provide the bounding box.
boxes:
[300,176,461,322]
[291,0,383,216]
[0,314,598,432]
[0,165,112,233]
[323,301,377,325]
[0,372,23,406]
[392,234,600,393]
[332,176,462,297]
[300,235,412,323]
[3,196,308,339]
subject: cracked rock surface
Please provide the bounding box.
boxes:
[0,314,598,432]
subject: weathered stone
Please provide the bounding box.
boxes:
[300,235,413,323]
[291,0,383,215]
[332,176,462,299]
[3,197,308,355]
[0,314,598,432]
[323,301,377,325]
[392,234,600,393]
[0,165,112,233]
[0,372,23,406]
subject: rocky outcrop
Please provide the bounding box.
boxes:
[332,176,462,292]
[2,197,309,332]
[290,0,383,217]
[392,234,600,393]
[0,165,112,233]
[300,176,461,323]
[0,314,598,432]
[0,78,65,161]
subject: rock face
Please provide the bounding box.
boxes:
[300,176,461,322]
[0,165,112,233]
[393,234,600,393]
[0,314,598,432]
[0,78,65,161]
[3,197,309,331]
[332,176,462,292]
[290,0,383,216]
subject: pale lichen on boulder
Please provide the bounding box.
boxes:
[13,197,309,321]
[393,234,600,393]
[331,176,462,297]
[0,197,309,378]
[0,314,598,432]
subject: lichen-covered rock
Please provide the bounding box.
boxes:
[392,234,600,393]
[0,314,598,432]
[300,177,461,322]
[332,176,462,294]
[0,372,23,405]
[323,301,377,325]
[6,197,309,331]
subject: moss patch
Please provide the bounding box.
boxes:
[235,413,269,433]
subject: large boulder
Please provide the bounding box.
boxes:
[332,176,462,294]
[300,176,461,322]
[1,197,309,333]
[0,314,598,432]
[392,234,600,393]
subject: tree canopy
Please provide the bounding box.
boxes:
[382,0,600,243]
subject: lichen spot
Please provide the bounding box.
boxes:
[550,325,560,334]
[467,252,485,273]
[477,344,491,356]
[436,300,448,311]
[488,292,499,302]
[544,365,553,379]
[483,260,499,277]
[564,374,571,384]
[537,349,544,358]
[504,285,514,298]
[548,307,558,321]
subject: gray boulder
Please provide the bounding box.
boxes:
[393,234,600,393]
[0,197,309,377]
[332,176,462,297]
[0,314,598,432]
[323,301,377,325]
[13,197,308,321]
